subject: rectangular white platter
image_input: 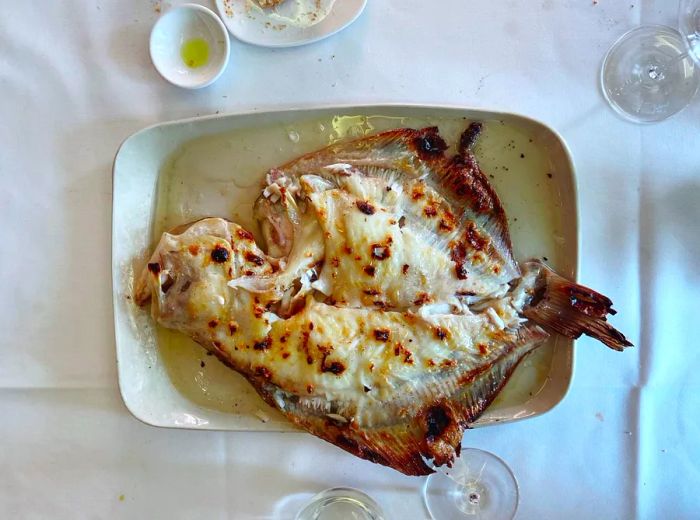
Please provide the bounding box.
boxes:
[112,105,578,431]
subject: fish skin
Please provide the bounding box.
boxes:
[135,125,631,476]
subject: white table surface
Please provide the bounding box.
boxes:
[1,0,698,518]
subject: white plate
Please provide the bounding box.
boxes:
[214,0,367,47]
[112,105,579,431]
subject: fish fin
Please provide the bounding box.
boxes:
[278,126,449,178]
[434,151,519,281]
[458,122,483,156]
[521,261,633,351]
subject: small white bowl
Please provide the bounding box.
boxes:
[150,3,230,89]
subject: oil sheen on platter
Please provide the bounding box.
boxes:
[151,112,568,425]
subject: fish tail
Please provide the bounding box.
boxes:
[520,261,633,351]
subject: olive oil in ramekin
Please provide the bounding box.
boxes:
[181,38,209,68]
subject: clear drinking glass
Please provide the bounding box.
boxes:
[295,487,385,520]
[422,448,519,520]
[600,1,700,123]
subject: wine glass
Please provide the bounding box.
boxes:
[680,0,700,63]
[600,1,700,123]
[422,448,519,520]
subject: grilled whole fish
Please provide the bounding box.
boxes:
[135,124,631,476]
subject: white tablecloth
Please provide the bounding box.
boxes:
[1,1,698,518]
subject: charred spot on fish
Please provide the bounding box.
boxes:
[356,200,376,215]
[394,343,414,364]
[188,244,200,256]
[281,352,290,359]
[414,293,432,306]
[208,319,219,328]
[411,185,425,200]
[180,280,191,293]
[306,356,313,365]
[306,384,314,394]
[228,322,238,335]
[439,210,457,231]
[211,245,230,263]
[457,290,477,297]
[414,128,448,160]
[465,222,489,251]
[402,264,410,275]
[363,385,372,393]
[455,264,469,280]
[255,366,272,380]
[244,251,264,266]
[244,270,255,277]
[459,122,483,155]
[253,336,272,351]
[425,406,451,442]
[424,205,438,218]
[322,361,346,375]
[451,242,469,280]
[435,327,449,341]
[371,244,391,260]
[301,331,311,352]
[147,262,161,275]
[363,288,380,296]
[280,333,288,343]
[160,274,175,293]
[343,244,353,255]
[398,216,407,228]
[364,265,376,277]
[331,257,340,268]
[477,343,489,355]
[237,229,254,241]
[374,329,390,342]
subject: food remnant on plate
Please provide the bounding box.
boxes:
[257,0,287,6]
[135,123,631,477]
[248,0,336,28]
[181,38,209,68]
